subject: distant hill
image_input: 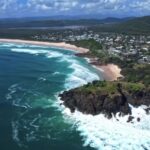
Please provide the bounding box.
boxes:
[99,17,133,23]
[0,16,149,39]
[89,16,150,34]
[115,16,150,33]
[0,17,132,28]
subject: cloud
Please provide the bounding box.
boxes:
[0,0,149,18]
[27,0,78,11]
[0,0,17,10]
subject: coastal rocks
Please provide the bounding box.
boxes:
[128,90,150,106]
[145,108,150,114]
[127,116,134,123]
[60,91,131,118]
[59,81,150,119]
[59,90,131,118]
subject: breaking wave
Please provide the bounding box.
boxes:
[10,46,100,90]
[61,105,150,150]
[65,61,99,89]
[3,44,150,150]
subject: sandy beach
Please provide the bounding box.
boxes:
[0,39,89,54]
[95,64,123,81]
[0,38,122,81]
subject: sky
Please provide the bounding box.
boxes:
[0,0,150,18]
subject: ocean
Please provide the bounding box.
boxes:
[0,42,99,150]
[0,42,150,150]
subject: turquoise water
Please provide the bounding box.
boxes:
[0,42,100,150]
[1,43,150,150]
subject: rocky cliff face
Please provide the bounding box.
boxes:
[59,82,150,118]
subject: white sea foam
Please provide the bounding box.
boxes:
[11,121,23,147]
[58,61,150,150]
[0,42,44,48]
[0,43,17,47]
[46,51,64,58]
[5,84,18,100]
[38,77,46,81]
[64,59,100,89]
[11,48,48,55]
[52,72,60,75]
[10,47,66,59]
[60,104,150,150]
[10,47,100,90]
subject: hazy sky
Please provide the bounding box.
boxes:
[0,0,150,18]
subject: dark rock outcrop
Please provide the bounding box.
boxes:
[127,90,150,106]
[60,90,131,117]
[59,82,150,118]
[127,116,134,123]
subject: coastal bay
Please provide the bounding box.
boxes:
[0,39,122,81]
[0,39,150,150]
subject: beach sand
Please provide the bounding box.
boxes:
[95,64,123,81]
[0,38,122,81]
[0,39,89,54]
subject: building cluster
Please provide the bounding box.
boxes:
[32,29,150,64]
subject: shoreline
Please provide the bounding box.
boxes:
[94,64,123,81]
[0,38,122,81]
[0,38,89,54]
[76,54,123,81]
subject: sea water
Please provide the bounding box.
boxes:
[0,42,149,150]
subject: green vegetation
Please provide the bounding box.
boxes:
[91,16,150,34]
[78,81,118,94]
[77,81,145,95]
[70,39,150,89]
[0,16,149,40]
[115,16,150,34]
[0,29,41,40]
[122,64,150,86]
[70,39,103,54]
[70,39,109,62]
[0,19,105,28]
[124,82,145,92]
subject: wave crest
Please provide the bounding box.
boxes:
[61,104,150,150]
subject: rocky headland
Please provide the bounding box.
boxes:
[59,81,150,119]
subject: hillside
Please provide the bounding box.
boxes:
[115,16,150,34]
[0,16,149,39]
[91,16,150,34]
[0,17,131,29]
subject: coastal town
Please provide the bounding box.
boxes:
[32,30,150,65]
